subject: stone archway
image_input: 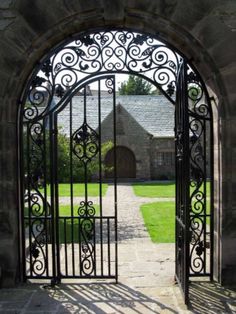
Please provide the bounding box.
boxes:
[0,0,235,291]
[105,146,136,179]
[17,29,214,304]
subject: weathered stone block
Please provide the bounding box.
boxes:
[0,212,12,238]
[221,265,236,285]
[3,16,36,54]
[104,0,124,21]
[63,0,103,14]
[0,0,14,9]
[171,0,211,30]
[0,18,14,31]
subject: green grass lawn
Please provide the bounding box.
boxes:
[133,181,211,198]
[141,201,175,243]
[59,204,99,243]
[133,182,175,198]
[24,204,100,243]
[140,200,211,243]
[39,183,108,197]
[59,204,99,216]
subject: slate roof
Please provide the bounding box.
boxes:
[56,95,175,137]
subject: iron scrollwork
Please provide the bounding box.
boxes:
[187,66,211,275]
[175,128,184,161]
[72,116,100,276]
[72,122,99,164]
[20,29,213,282]
[22,30,181,123]
[78,201,96,276]
[26,122,49,277]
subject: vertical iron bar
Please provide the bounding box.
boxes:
[69,98,75,276]
[94,217,96,276]
[112,76,118,282]
[79,217,82,276]
[174,112,178,281]
[64,217,68,276]
[107,218,111,277]
[80,87,88,277]
[203,119,207,274]
[175,60,190,305]
[84,87,88,205]
[19,117,26,281]
[54,117,61,282]
[43,118,49,277]
[49,114,57,282]
[210,98,214,281]
[183,60,190,305]
[27,123,33,277]
[98,79,103,277]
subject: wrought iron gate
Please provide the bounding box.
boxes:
[175,60,213,303]
[21,75,118,282]
[19,29,213,303]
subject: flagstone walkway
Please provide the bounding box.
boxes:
[1,184,236,313]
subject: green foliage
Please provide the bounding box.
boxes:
[188,84,202,101]
[119,75,154,95]
[24,127,113,184]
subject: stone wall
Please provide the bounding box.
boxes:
[0,0,235,286]
[150,138,175,180]
[101,104,151,179]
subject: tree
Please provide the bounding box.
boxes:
[118,75,154,95]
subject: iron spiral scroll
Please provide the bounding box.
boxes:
[187,67,212,275]
[72,122,99,276]
[22,30,181,124]
[24,122,51,277]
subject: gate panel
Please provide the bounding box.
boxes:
[22,118,54,279]
[22,75,118,282]
[187,66,213,278]
[175,60,213,304]
[175,60,190,304]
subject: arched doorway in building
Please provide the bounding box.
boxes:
[18,29,213,304]
[105,146,136,179]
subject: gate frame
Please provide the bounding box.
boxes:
[18,28,214,303]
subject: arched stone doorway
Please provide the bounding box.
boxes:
[1,0,235,305]
[18,28,213,304]
[105,146,136,179]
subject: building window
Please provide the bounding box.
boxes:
[156,152,174,166]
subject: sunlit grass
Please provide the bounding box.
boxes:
[58,204,99,243]
[140,200,211,243]
[133,182,175,198]
[141,201,175,243]
[133,181,210,198]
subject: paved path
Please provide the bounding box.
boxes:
[1,184,236,313]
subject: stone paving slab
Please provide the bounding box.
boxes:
[2,184,236,313]
[0,282,235,313]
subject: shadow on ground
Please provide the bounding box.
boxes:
[189,281,236,313]
[0,282,179,313]
[44,282,179,313]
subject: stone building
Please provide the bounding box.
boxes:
[57,95,175,180]
[100,96,175,180]
[0,0,236,294]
